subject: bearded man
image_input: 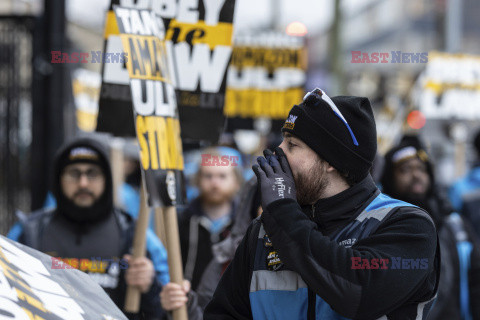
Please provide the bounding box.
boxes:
[176,147,243,292]
[204,89,440,320]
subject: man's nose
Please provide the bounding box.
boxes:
[278,141,286,151]
[78,174,90,187]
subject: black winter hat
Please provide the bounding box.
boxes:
[281,88,377,183]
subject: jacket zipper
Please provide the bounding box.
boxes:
[311,204,316,219]
[307,288,315,319]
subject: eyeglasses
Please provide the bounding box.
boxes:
[303,88,359,146]
[62,168,103,182]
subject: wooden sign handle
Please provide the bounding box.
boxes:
[124,184,150,312]
[164,205,188,320]
[154,207,167,246]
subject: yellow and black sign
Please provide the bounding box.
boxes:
[0,236,126,320]
[225,33,307,128]
[97,0,237,143]
[96,0,135,137]
[115,7,184,206]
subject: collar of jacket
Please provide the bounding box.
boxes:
[301,174,379,235]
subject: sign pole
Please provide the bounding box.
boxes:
[163,205,188,320]
[124,182,150,312]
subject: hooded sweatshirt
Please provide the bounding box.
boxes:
[381,141,480,320]
[14,136,164,319]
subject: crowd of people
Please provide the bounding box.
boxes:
[7,88,480,319]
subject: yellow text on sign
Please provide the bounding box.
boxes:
[224,88,304,119]
[136,116,184,171]
[166,19,233,50]
[230,47,306,71]
[121,34,170,82]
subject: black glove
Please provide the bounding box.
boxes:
[252,147,296,210]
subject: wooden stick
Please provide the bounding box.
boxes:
[163,205,188,320]
[154,207,167,246]
[124,184,150,312]
[110,138,125,208]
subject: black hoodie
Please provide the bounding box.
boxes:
[17,136,164,320]
[381,140,480,320]
[52,136,113,227]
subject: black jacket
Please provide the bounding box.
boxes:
[16,136,163,320]
[178,197,234,291]
[16,208,164,320]
[204,175,440,319]
[417,192,480,320]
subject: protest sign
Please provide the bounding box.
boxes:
[0,235,127,320]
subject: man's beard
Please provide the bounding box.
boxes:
[200,187,236,206]
[58,189,112,224]
[295,159,329,205]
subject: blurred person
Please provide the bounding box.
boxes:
[8,137,165,319]
[381,138,480,320]
[160,177,260,319]
[8,138,170,286]
[204,88,440,319]
[175,146,243,293]
[450,129,480,236]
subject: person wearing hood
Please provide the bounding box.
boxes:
[204,89,440,320]
[8,136,165,320]
[381,137,480,320]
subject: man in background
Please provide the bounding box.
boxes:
[9,136,165,320]
[381,137,480,320]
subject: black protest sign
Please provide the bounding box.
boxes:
[224,33,307,132]
[0,236,127,320]
[96,0,136,137]
[99,0,236,143]
[115,7,184,207]
[164,0,236,142]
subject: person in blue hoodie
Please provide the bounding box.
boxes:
[8,136,166,320]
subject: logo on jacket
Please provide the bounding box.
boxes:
[283,115,298,130]
[267,250,284,271]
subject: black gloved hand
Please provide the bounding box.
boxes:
[252,147,296,210]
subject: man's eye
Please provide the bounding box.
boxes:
[288,142,296,148]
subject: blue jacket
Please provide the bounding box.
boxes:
[450,166,480,212]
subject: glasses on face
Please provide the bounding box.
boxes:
[62,168,103,182]
[303,88,359,146]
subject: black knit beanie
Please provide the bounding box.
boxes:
[281,88,377,183]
